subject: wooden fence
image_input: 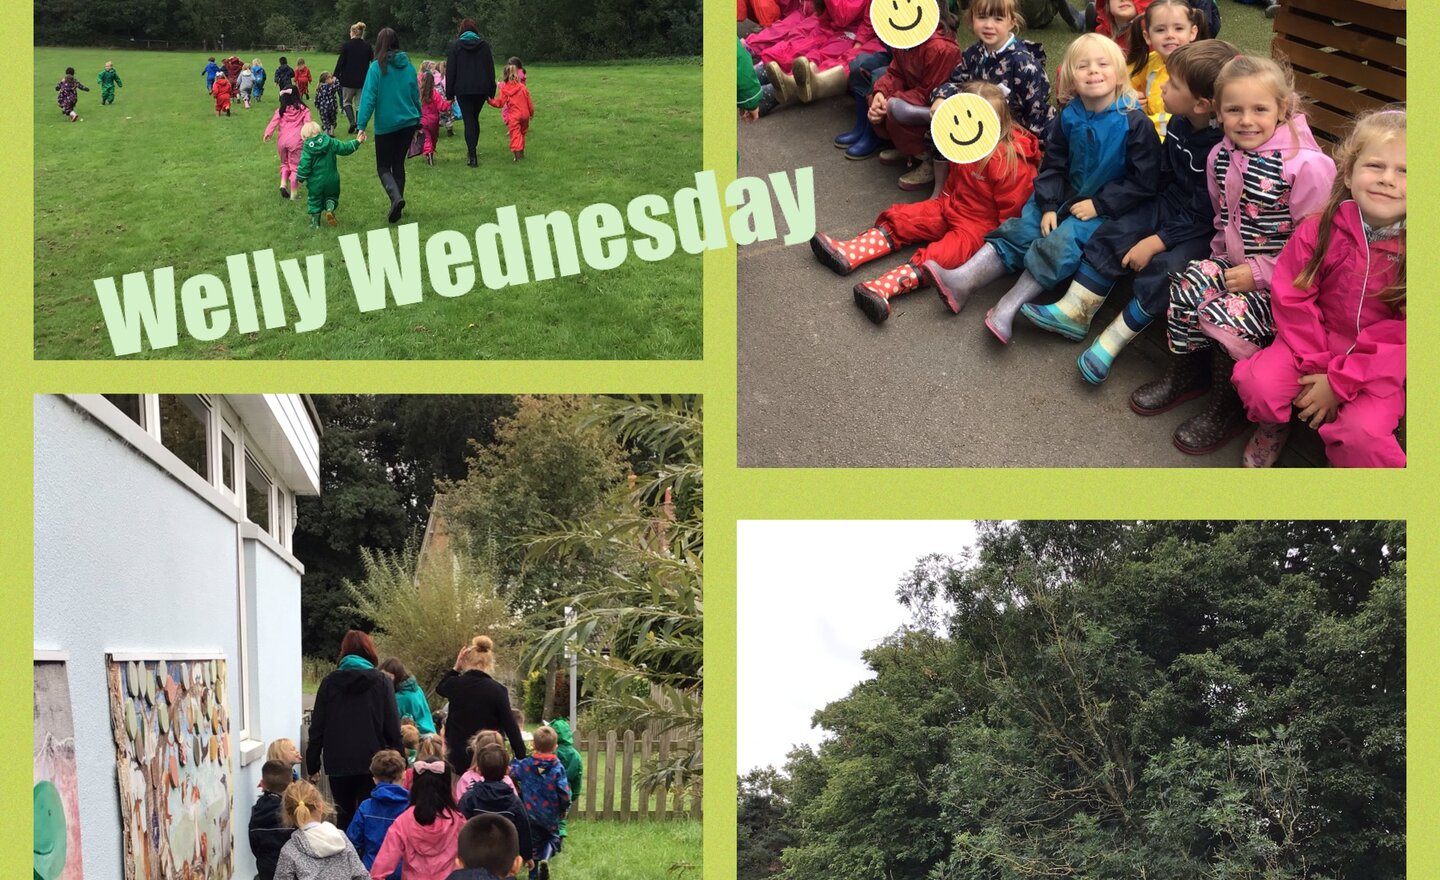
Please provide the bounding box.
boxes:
[571,729,701,821]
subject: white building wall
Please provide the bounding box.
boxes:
[34,395,308,880]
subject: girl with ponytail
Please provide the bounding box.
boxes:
[272,781,370,879]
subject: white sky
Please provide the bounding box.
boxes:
[736,520,978,772]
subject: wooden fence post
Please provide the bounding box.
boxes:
[620,730,635,821]
[603,730,618,819]
[583,730,598,818]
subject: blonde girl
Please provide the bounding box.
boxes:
[272,781,369,879]
[1154,54,1336,456]
[404,734,446,789]
[267,737,303,781]
[925,34,1159,343]
[812,82,1043,323]
[1233,106,1405,468]
[455,729,517,800]
[1125,0,1202,138]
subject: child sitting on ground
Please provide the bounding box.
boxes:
[811,81,1040,323]
[263,89,313,200]
[1233,105,1405,468]
[346,749,411,870]
[1123,0,1202,139]
[295,122,365,228]
[266,737,304,782]
[370,757,468,880]
[509,726,571,880]
[420,71,454,166]
[458,745,533,870]
[96,61,123,105]
[272,780,370,880]
[859,12,960,190]
[488,64,534,161]
[249,760,297,880]
[314,73,342,135]
[447,813,524,880]
[55,68,89,122]
[550,719,583,854]
[923,33,1160,344]
[295,58,312,98]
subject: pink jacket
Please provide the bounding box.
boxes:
[453,768,516,801]
[1267,200,1405,403]
[264,105,312,152]
[420,91,452,126]
[1207,113,1335,291]
[367,807,465,880]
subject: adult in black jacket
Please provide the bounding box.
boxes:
[444,18,497,166]
[304,629,403,833]
[437,635,527,771]
[334,20,373,133]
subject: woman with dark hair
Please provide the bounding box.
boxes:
[444,18,497,167]
[304,629,404,833]
[356,27,421,223]
[334,21,373,133]
[436,635,526,773]
[381,657,437,735]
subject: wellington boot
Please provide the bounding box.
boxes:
[792,58,847,102]
[1130,349,1211,416]
[1020,281,1107,341]
[380,172,405,224]
[1173,350,1248,455]
[1242,422,1291,468]
[810,227,895,276]
[835,94,870,148]
[923,244,1006,315]
[852,263,924,324]
[765,61,801,106]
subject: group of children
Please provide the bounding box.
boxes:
[250,717,582,880]
[205,55,314,113]
[791,0,1405,468]
[54,62,122,121]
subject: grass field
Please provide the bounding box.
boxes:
[560,818,701,880]
[1022,2,1276,77]
[34,48,703,360]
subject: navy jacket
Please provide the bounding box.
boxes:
[1033,96,1159,220]
[458,778,533,863]
[248,791,295,880]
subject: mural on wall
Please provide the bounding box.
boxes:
[35,660,85,880]
[106,656,234,880]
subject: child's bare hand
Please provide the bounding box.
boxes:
[357,130,367,143]
[1040,211,1059,236]
[1070,199,1097,221]
[867,92,887,124]
[1223,264,1254,292]
[740,108,760,122]
[1122,235,1165,271]
[1294,373,1339,428]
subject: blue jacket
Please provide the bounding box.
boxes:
[1032,95,1158,220]
[394,676,436,735]
[509,754,571,832]
[204,61,220,87]
[357,50,421,135]
[347,782,411,869]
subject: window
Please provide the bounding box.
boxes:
[159,395,210,480]
[245,454,271,532]
[103,394,144,427]
[221,433,237,493]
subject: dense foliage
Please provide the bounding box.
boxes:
[35,0,702,61]
[744,522,1404,880]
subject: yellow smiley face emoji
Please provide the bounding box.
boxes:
[870,0,940,50]
[930,93,1002,165]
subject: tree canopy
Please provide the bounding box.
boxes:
[743,521,1404,880]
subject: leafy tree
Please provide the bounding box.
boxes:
[739,766,796,880]
[771,522,1404,880]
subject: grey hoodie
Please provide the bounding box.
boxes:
[272,822,369,880]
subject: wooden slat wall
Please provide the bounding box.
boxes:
[571,729,702,821]
[1270,0,1406,151]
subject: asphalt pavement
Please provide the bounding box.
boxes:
[736,96,1319,468]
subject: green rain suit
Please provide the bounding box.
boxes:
[296,132,361,217]
[550,718,583,839]
[97,67,123,104]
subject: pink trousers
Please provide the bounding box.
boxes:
[1233,338,1405,468]
[278,144,300,184]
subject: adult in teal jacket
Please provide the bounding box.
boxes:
[380,657,437,735]
[355,27,420,224]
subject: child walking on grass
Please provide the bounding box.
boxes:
[1233,105,1405,468]
[550,719,583,854]
[420,71,454,165]
[212,70,234,117]
[263,89,313,200]
[315,73,342,135]
[487,63,534,160]
[509,726,571,880]
[272,780,370,880]
[922,33,1160,343]
[238,64,255,109]
[56,68,89,121]
[459,745,533,871]
[204,56,221,93]
[296,122,365,227]
[346,750,410,871]
[369,758,468,880]
[252,58,268,102]
[1144,54,1336,456]
[97,61,123,105]
[296,59,313,99]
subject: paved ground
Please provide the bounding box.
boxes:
[736,97,1322,468]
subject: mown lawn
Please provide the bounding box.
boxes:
[34,48,703,360]
[558,818,700,880]
[1022,2,1276,75]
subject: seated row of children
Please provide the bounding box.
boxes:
[804,0,1405,467]
[251,725,576,880]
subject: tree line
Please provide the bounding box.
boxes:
[739,521,1405,880]
[35,0,702,62]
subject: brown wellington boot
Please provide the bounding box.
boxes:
[765,61,801,106]
[1130,349,1212,416]
[1172,350,1249,455]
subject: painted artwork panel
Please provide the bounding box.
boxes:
[106,657,234,880]
[35,660,85,880]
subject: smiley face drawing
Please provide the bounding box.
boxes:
[870,0,940,50]
[931,93,1002,165]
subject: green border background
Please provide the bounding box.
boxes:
[4,1,1437,876]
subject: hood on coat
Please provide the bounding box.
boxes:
[329,662,386,696]
[1229,112,1327,160]
[380,51,413,73]
[369,783,412,806]
[1006,124,1043,168]
[404,809,466,859]
[396,676,423,696]
[456,33,489,51]
[294,822,350,859]
[550,718,574,746]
